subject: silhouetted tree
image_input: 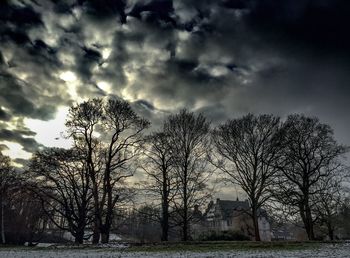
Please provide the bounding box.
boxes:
[0,153,44,245]
[0,152,15,244]
[141,131,177,241]
[339,197,350,239]
[313,168,345,240]
[212,114,283,241]
[5,187,47,246]
[164,109,212,241]
[66,98,150,243]
[274,115,347,240]
[28,148,93,244]
[135,205,161,242]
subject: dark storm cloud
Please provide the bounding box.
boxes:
[247,0,350,52]
[0,1,43,47]
[0,128,42,153]
[0,1,73,154]
[128,0,175,26]
[0,0,349,158]
[0,70,61,121]
[0,1,70,121]
[127,56,236,110]
[75,46,102,82]
[0,108,12,121]
[79,0,127,23]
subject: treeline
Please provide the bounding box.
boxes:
[0,98,349,244]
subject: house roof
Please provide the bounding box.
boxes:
[216,199,250,219]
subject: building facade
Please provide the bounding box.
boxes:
[200,198,271,241]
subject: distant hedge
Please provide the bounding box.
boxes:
[200,230,250,241]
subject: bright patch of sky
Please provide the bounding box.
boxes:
[2,141,32,164]
[24,106,72,149]
[59,71,77,82]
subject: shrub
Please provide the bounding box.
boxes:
[200,230,250,241]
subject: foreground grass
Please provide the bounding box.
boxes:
[126,241,327,253]
[1,241,344,253]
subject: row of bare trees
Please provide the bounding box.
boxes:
[24,98,149,244]
[141,110,212,241]
[0,97,348,244]
[211,114,348,241]
[140,111,348,242]
[0,153,13,244]
[0,152,48,245]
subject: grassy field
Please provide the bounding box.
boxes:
[0,240,345,252]
[125,241,326,252]
[0,241,349,258]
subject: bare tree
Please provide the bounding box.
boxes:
[5,187,47,246]
[0,153,46,245]
[275,114,348,240]
[141,131,177,241]
[212,114,282,241]
[120,204,162,242]
[28,148,93,244]
[339,197,350,238]
[313,167,346,240]
[65,98,103,243]
[66,98,150,243]
[0,152,15,244]
[164,109,212,241]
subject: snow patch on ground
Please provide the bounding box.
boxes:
[0,243,349,257]
[35,243,57,248]
[61,231,122,243]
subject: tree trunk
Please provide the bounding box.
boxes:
[87,145,100,245]
[252,208,261,241]
[161,204,169,241]
[92,182,100,244]
[304,222,315,240]
[182,178,188,242]
[101,168,114,245]
[74,231,84,244]
[182,219,188,241]
[182,196,188,241]
[161,175,169,242]
[327,222,334,241]
[100,227,110,244]
[300,201,315,240]
[92,221,100,244]
[1,197,5,244]
[305,204,315,240]
[161,222,169,241]
[75,221,85,244]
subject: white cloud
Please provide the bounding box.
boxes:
[1,141,32,164]
[59,71,77,82]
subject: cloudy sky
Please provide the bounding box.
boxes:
[1,0,350,167]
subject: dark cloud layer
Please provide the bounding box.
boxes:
[0,128,41,153]
[0,0,349,160]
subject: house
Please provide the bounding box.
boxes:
[201,198,271,241]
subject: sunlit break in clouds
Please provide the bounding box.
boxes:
[0,0,350,167]
[59,71,77,82]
